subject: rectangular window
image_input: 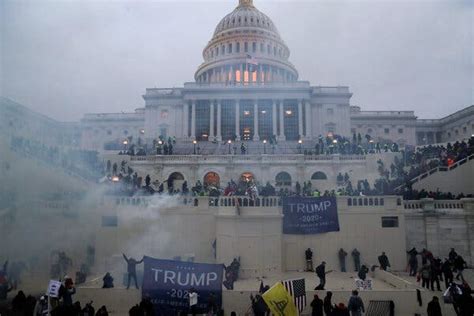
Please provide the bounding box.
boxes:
[381,216,399,228]
[260,43,264,52]
[398,128,403,134]
[236,42,240,53]
[252,42,257,53]
[216,47,219,56]
[267,44,271,54]
[244,42,248,52]
[102,216,118,227]
[384,128,390,134]
[228,43,232,53]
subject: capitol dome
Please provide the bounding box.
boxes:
[195,0,299,84]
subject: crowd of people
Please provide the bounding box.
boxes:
[406,247,473,315]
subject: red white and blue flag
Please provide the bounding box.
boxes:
[282,278,307,314]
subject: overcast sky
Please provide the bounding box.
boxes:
[1,0,472,122]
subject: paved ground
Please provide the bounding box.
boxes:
[233,270,401,292]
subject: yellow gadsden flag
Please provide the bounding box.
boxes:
[262,282,298,316]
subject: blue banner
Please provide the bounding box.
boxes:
[282,196,340,234]
[142,256,223,313]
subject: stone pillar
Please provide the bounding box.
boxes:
[216,100,222,141]
[230,65,234,84]
[209,100,215,140]
[253,100,259,141]
[298,99,303,139]
[272,100,277,138]
[191,100,196,140]
[240,64,244,84]
[278,100,285,141]
[183,103,189,140]
[235,100,241,140]
[304,100,311,139]
[258,65,263,84]
[462,198,474,266]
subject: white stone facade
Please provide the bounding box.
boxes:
[74,0,472,151]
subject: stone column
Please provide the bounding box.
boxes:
[253,100,259,141]
[240,64,244,84]
[230,65,234,84]
[216,100,222,141]
[272,100,277,138]
[304,100,311,139]
[298,99,303,139]
[191,100,196,140]
[235,100,240,140]
[183,103,189,140]
[209,100,215,140]
[258,65,263,84]
[278,100,285,141]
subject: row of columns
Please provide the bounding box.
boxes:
[197,64,297,85]
[186,99,310,141]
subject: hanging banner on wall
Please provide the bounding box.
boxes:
[282,196,340,234]
[142,256,223,313]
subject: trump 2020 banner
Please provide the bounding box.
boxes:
[282,196,340,234]
[142,256,223,313]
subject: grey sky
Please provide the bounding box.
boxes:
[1,0,472,122]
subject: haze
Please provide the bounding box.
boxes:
[1,0,472,122]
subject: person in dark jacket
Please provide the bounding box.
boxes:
[427,296,442,316]
[378,252,390,271]
[338,249,348,272]
[310,294,324,316]
[306,248,314,272]
[351,249,361,272]
[441,259,454,289]
[407,248,419,276]
[315,262,327,290]
[357,265,369,281]
[347,290,365,316]
[323,291,334,316]
[102,272,114,288]
[123,254,143,289]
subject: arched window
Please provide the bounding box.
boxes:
[204,172,220,187]
[276,172,292,186]
[311,172,327,180]
[167,172,185,191]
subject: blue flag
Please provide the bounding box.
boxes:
[142,256,223,313]
[282,197,340,234]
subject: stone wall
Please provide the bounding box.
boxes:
[404,198,474,266]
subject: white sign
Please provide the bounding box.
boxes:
[47,280,61,298]
[355,278,372,290]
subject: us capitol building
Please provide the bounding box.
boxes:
[79,0,473,152]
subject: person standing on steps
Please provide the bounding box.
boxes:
[123,254,143,289]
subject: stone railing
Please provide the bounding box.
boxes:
[407,154,474,186]
[404,198,469,211]
[106,195,404,210]
[130,154,367,163]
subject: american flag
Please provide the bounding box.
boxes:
[282,278,306,314]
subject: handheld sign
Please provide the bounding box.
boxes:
[142,256,223,313]
[47,280,61,298]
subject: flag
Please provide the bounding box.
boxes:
[246,54,258,72]
[282,278,307,314]
[262,282,298,316]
